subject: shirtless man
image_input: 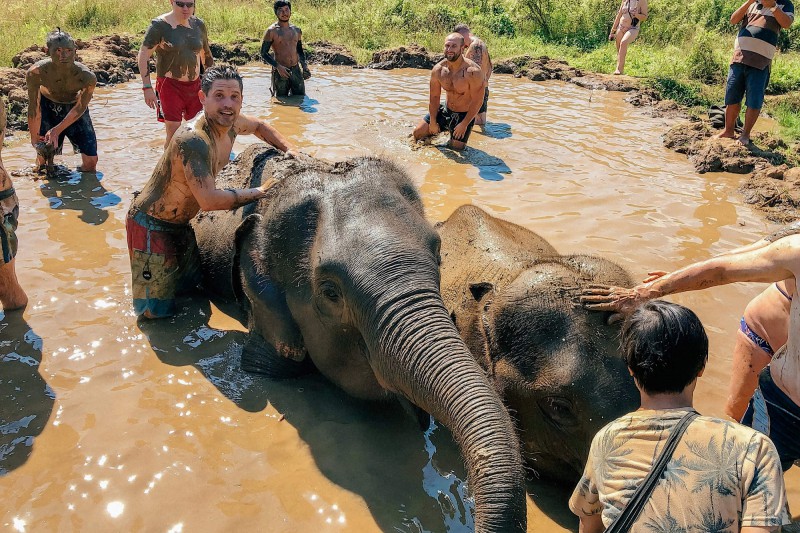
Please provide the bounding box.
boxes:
[413,33,484,151]
[0,101,28,311]
[26,29,98,173]
[260,0,311,97]
[138,0,214,147]
[454,24,492,126]
[127,66,299,319]
[581,228,800,470]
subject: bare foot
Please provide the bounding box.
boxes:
[713,131,736,140]
[613,70,622,75]
[738,135,751,146]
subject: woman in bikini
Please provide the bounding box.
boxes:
[609,0,648,75]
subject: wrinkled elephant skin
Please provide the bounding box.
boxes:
[192,145,526,532]
[438,205,640,484]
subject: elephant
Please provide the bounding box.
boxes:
[436,205,640,485]
[192,145,526,532]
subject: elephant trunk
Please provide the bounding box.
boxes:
[364,287,527,533]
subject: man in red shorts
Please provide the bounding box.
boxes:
[137,0,214,147]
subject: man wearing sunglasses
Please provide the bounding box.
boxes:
[138,0,214,147]
[260,0,311,97]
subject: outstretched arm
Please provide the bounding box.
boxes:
[180,137,273,211]
[26,68,42,146]
[581,236,800,313]
[44,76,96,145]
[428,67,443,135]
[235,114,297,156]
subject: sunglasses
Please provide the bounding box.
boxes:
[175,1,194,7]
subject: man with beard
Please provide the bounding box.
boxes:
[138,0,214,147]
[454,24,492,126]
[413,33,484,150]
[260,0,311,97]
[126,65,299,319]
[0,101,27,311]
[26,28,98,173]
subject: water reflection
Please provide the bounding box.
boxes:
[476,122,512,140]
[0,311,53,475]
[273,95,320,114]
[39,171,121,225]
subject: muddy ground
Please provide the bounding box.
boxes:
[2,35,798,221]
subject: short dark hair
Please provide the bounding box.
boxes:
[274,0,291,14]
[621,300,708,394]
[46,28,76,52]
[201,65,244,94]
[454,23,470,34]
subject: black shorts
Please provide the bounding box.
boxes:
[424,105,475,144]
[39,95,98,157]
[271,64,306,97]
[741,365,800,471]
[479,87,489,114]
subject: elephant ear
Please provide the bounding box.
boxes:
[232,214,263,301]
[469,282,494,302]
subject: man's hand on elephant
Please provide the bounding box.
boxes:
[642,270,669,284]
[44,128,60,146]
[580,284,650,314]
[276,64,290,79]
[258,177,280,196]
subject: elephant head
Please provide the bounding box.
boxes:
[193,146,526,532]
[438,205,640,485]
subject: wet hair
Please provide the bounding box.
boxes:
[620,300,708,395]
[274,0,291,14]
[46,27,76,52]
[201,65,244,94]
[453,23,470,34]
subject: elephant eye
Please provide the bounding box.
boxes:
[320,283,339,301]
[539,396,579,429]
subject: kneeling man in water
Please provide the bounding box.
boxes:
[127,65,299,319]
[413,33,484,151]
[26,28,98,173]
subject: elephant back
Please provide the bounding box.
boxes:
[191,144,286,303]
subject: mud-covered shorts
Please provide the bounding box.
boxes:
[155,76,202,123]
[126,209,201,318]
[39,95,97,157]
[741,364,800,471]
[271,64,306,97]
[0,188,19,266]
[424,105,475,143]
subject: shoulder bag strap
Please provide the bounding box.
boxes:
[605,410,699,533]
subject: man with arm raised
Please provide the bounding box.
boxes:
[127,65,299,319]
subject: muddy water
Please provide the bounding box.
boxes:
[1,65,797,532]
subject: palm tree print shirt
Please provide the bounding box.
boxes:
[569,408,790,532]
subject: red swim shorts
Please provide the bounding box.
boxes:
[155,76,202,123]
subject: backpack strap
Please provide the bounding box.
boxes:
[605,410,699,533]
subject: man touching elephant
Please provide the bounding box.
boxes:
[127,65,299,319]
[581,228,800,471]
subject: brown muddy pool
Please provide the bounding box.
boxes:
[1,65,798,532]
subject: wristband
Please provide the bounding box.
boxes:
[142,86,152,91]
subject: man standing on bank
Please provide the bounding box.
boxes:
[26,29,98,173]
[454,24,492,126]
[138,0,214,147]
[413,33,484,151]
[716,0,794,146]
[127,66,300,319]
[260,0,311,97]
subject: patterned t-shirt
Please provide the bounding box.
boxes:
[733,0,795,70]
[569,409,790,532]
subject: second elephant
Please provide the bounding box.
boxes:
[438,205,640,484]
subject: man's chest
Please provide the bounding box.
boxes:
[440,70,469,93]
[272,27,299,45]
[158,26,203,53]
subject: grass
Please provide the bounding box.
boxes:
[1,0,799,141]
